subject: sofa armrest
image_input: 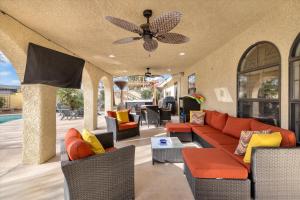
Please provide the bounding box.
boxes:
[129,114,140,125]
[251,147,300,199]
[95,132,114,149]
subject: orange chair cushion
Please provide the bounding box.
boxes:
[119,122,138,131]
[182,148,248,179]
[210,111,228,131]
[105,147,117,153]
[65,128,82,147]
[165,123,192,133]
[250,120,296,147]
[107,111,117,118]
[222,116,252,139]
[66,137,94,160]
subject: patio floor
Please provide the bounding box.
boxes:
[0,114,196,200]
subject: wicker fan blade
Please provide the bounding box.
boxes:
[149,11,182,35]
[156,33,189,44]
[113,37,142,44]
[143,39,158,52]
[105,16,143,34]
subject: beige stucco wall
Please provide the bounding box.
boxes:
[9,92,22,109]
[0,12,113,163]
[182,0,300,129]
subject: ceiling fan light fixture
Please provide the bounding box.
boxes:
[179,52,185,56]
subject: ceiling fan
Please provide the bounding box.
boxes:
[144,67,163,78]
[105,9,189,52]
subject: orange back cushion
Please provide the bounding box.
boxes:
[251,120,296,147]
[203,110,214,126]
[107,111,117,118]
[65,128,82,147]
[222,116,252,139]
[66,138,94,160]
[210,111,228,131]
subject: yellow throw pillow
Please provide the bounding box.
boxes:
[243,132,282,163]
[82,129,105,154]
[116,110,130,124]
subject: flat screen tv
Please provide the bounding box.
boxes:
[23,43,85,89]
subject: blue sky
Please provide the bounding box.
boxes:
[0,52,21,86]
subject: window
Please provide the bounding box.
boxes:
[188,73,196,95]
[237,42,281,126]
[289,34,300,144]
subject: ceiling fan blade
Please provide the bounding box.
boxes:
[149,11,182,35]
[113,37,142,44]
[143,39,158,52]
[105,16,143,34]
[156,33,189,44]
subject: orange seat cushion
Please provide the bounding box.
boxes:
[220,144,251,172]
[182,148,248,179]
[119,122,138,131]
[204,134,239,145]
[107,111,117,118]
[65,128,82,147]
[165,123,192,133]
[210,111,228,131]
[192,125,222,135]
[250,120,296,147]
[222,116,252,139]
[66,137,94,160]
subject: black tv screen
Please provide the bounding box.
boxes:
[23,43,85,89]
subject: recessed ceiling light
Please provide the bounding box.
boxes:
[179,52,185,56]
[109,54,115,58]
[167,68,171,72]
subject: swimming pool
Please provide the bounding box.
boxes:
[0,114,22,124]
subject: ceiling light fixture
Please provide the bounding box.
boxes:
[179,52,185,56]
[109,54,115,58]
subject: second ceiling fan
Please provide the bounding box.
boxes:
[105,9,189,52]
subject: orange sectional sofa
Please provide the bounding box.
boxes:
[167,110,299,199]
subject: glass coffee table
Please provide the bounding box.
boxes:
[151,137,184,165]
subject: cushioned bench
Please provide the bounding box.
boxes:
[165,123,193,142]
[182,148,251,200]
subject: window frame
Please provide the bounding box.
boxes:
[289,33,300,144]
[237,41,281,126]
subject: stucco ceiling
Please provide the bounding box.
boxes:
[0,0,283,76]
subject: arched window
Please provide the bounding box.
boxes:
[289,34,300,144]
[237,42,281,126]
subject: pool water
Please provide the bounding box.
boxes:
[0,114,22,124]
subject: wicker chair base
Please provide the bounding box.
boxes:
[184,163,251,200]
[116,127,140,141]
[169,131,192,142]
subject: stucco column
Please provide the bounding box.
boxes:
[83,80,97,130]
[22,84,57,164]
[104,77,113,111]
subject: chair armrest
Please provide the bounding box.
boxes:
[105,116,118,132]
[129,114,140,124]
[95,132,114,149]
[251,147,300,199]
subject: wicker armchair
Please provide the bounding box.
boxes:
[105,114,140,141]
[145,105,160,127]
[61,132,135,200]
